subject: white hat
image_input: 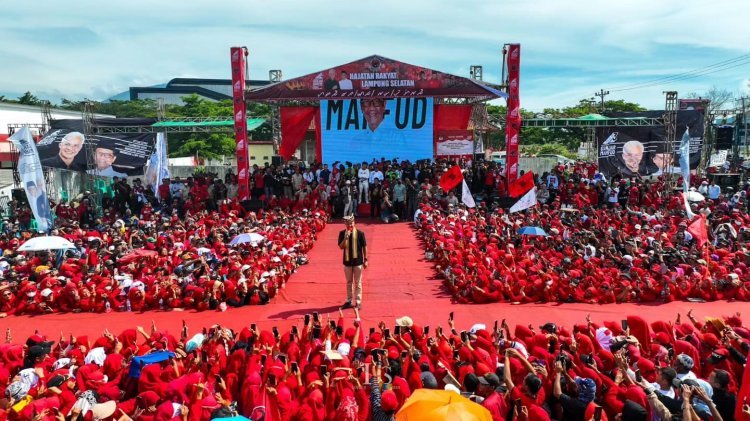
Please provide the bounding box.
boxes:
[84,347,107,366]
[395,316,414,327]
[444,384,461,394]
[40,288,53,298]
[469,323,486,334]
[337,342,351,357]
[52,358,72,371]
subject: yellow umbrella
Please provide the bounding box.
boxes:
[396,389,493,421]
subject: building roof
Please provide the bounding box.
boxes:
[117,77,272,103]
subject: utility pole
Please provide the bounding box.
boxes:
[595,89,610,112]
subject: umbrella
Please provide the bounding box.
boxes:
[396,389,492,421]
[685,191,705,202]
[229,233,266,246]
[516,226,547,237]
[118,249,158,265]
[17,236,75,252]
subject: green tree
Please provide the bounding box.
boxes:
[17,91,42,105]
[172,133,237,160]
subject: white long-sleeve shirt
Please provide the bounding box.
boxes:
[358,168,370,181]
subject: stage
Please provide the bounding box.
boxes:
[2,221,745,339]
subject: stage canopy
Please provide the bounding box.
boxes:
[246,55,505,102]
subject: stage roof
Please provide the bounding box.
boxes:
[245,55,505,102]
[152,118,266,130]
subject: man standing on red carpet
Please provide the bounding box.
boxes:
[339,215,367,310]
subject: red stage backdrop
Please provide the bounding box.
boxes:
[246,55,503,102]
[505,44,521,184]
[231,47,250,201]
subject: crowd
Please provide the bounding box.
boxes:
[0,171,328,316]
[418,163,750,304]
[1,310,750,421]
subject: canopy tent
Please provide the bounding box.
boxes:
[152,118,266,130]
[245,55,505,102]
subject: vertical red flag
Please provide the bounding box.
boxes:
[439,165,464,192]
[230,46,250,201]
[508,171,535,197]
[687,215,708,248]
[505,43,521,184]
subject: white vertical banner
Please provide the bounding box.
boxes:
[145,133,169,199]
[678,128,696,220]
[10,127,52,232]
[461,179,476,208]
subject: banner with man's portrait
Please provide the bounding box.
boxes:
[320,97,434,165]
[9,127,53,232]
[37,119,157,177]
[596,110,704,178]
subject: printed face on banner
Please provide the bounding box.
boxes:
[596,110,704,178]
[321,97,433,165]
[247,55,501,101]
[38,122,155,177]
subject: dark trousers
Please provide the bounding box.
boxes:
[394,200,405,218]
[371,200,381,217]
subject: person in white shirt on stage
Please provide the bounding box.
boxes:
[358,163,370,204]
[369,166,384,184]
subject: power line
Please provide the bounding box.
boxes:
[610,58,750,92]
[609,53,750,92]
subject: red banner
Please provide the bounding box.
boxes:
[231,47,250,201]
[246,55,503,102]
[279,107,316,160]
[505,44,521,184]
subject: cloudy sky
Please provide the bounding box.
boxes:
[1,0,749,111]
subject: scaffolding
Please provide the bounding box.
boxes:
[269,70,283,154]
[82,101,102,212]
[662,91,678,193]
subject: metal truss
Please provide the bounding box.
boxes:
[662,91,678,193]
[522,117,664,128]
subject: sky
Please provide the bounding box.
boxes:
[1,0,749,112]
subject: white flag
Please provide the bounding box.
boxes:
[461,180,476,208]
[509,186,537,213]
[10,127,52,232]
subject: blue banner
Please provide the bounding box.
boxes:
[145,133,169,198]
[10,127,52,232]
[321,98,433,164]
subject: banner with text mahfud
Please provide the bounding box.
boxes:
[321,97,434,165]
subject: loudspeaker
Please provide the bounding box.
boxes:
[271,155,283,166]
[240,199,264,212]
[716,126,734,150]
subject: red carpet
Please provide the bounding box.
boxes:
[2,221,746,339]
